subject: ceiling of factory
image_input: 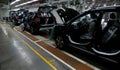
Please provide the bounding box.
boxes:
[0,0,47,9]
[0,0,13,9]
[0,0,119,10]
[0,0,13,4]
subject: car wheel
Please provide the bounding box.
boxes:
[54,35,66,50]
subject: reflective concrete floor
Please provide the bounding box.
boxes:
[0,22,71,70]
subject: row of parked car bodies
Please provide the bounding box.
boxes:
[9,5,120,65]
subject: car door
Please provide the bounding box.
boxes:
[67,12,101,45]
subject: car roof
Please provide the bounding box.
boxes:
[92,5,120,11]
[79,5,120,17]
[66,5,120,25]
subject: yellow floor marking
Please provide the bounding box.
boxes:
[5,24,57,70]
[49,59,56,63]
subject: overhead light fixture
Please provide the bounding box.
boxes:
[10,0,20,5]
[9,8,20,11]
[15,0,38,7]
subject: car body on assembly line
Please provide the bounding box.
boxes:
[28,5,57,34]
[52,6,120,67]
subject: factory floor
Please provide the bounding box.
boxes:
[0,21,97,70]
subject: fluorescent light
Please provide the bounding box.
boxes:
[10,0,20,5]
[15,0,38,7]
[10,8,20,11]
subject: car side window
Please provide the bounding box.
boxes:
[101,12,119,30]
[101,12,111,29]
[101,11,120,43]
[71,12,102,39]
[72,13,98,30]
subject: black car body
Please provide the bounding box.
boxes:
[9,11,19,25]
[24,11,35,29]
[17,9,28,26]
[53,6,120,66]
[9,11,16,21]
[9,9,29,26]
[28,5,57,34]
